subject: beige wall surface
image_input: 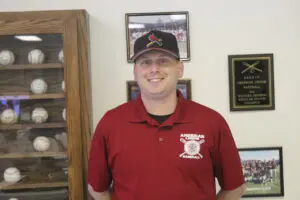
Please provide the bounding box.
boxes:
[1,0,300,199]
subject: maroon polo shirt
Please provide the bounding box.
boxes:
[88,92,245,200]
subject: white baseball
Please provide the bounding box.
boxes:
[4,167,21,184]
[33,136,51,152]
[58,49,64,63]
[31,107,48,123]
[0,108,17,124]
[30,78,48,94]
[61,80,65,92]
[28,49,45,64]
[0,50,15,65]
[62,108,66,121]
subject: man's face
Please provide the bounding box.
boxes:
[134,51,184,99]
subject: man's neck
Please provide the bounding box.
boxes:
[141,91,178,115]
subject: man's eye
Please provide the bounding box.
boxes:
[141,60,151,65]
[158,58,170,65]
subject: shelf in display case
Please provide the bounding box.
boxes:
[0,181,68,190]
[0,63,63,71]
[0,122,66,130]
[0,152,67,159]
[0,93,65,100]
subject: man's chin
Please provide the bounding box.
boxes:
[141,90,168,99]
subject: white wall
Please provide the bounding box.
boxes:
[1,0,300,199]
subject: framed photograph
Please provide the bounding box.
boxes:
[239,147,284,198]
[228,54,275,111]
[125,11,190,62]
[126,79,191,101]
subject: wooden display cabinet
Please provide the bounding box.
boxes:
[0,10,92,200]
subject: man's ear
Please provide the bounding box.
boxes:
[133,64,137,81]
[178,61,184,78]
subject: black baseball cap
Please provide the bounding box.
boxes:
[131,30,180,61]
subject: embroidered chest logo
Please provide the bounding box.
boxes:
[179,133,205,159]
[147,33,163,47]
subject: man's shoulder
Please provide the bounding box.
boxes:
[182,100,226,122]
[184,100,220,115]
[102,101,135,121]
[182,100,231,133]
[94,101,135,133]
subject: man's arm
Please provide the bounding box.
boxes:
[88,184,112,200]
[216,183,247,200]
[88,116,113,200]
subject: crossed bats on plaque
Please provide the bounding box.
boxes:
[241,61,263,74]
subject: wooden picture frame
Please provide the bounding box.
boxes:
[238,147,284,198]
[125,11,190,62]
[126,79,191,101]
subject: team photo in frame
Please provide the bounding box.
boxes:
[125,11,190,62]
[238,147,284,198]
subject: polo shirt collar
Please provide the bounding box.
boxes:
[129,90,191,126]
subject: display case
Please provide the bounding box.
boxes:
[0,10,92,200]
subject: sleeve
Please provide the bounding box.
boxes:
[87,115,112,192]
[213,116,245,190]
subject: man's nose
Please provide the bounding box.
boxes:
[149,62,159,72]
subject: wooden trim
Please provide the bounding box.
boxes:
[0,181,68,190]
[76,10,92,200]
[0,152,67,159]
[63,15,84,200]
[0,122,65,130]
[0,10,77,20]
[0,93,64,100]
[0,19,64,34]
[0,63,63,70]
[0,10,84,35]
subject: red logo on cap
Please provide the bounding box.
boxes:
[147,33,163,47]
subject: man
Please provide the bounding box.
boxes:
[88,30,246,200]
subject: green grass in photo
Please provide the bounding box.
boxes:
[245,166,281,195]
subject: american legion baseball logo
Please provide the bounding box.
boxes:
[179,133,205,159]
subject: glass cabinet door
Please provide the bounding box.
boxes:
[0,34,69,200]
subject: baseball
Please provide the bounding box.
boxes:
[61,80,65,92]
[31,107,48,123]
[30,78,48,94]
[62,108,66,121]
[28,49,45,64]
[0,50,15,65]
[3,167,21,184]
[58,49,64,63]
[0,108,18,124]
[33,136,51,152]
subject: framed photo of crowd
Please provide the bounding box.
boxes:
[126,79,191,101]
[125,11,190,62]
[238,147,284,198]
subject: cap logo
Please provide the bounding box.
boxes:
[146,33,163,47]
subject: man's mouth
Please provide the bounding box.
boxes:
[148,78,164,82]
